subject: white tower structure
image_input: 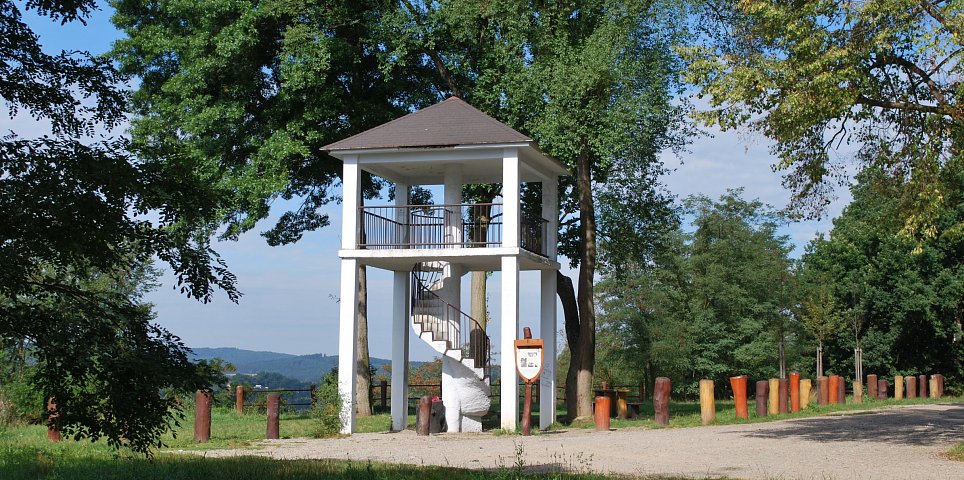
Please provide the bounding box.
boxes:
[323,97,567,434]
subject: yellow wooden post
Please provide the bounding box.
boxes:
[852,380,863,404]
[699,379,715,425]
[768,378,780,415]
[800,379,812,409]
[895,375,904,400]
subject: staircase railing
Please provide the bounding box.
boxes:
[411,263,490,380]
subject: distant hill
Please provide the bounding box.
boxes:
[191,347,392,383]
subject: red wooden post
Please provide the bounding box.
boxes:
[756,380,769,417]
[789,372,801,413]
[778,378,789,414]
[906,376,917,399]
[918,375,927,398]
[653,377,671,426]
[380,380,388,410]
[594,396,611,431]
[867,374,878,399]
[266,393,280,439]
[817,376,829,406]
[836,376,846,404]
[194,389,212,443]
[416,396,431,436]
[877,379,888,400]
[730,375,749,419]
[828,375,839,404]
[235,385,244,415]
[47,398,61,442]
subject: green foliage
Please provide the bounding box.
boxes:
[596,191,800,395]
[310,369,343,438]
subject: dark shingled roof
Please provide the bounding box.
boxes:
[323,97,531,151]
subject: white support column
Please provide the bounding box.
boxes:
[540,177,558,429]
[341,155,360,250]
[337,258,359,434]
[395,182,410,246]
[502,148,520,248]
[500,255,520,430]
[444,165,463,246]
[391,269,410,431]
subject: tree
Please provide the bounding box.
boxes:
[684,0,964,239]
[1,0,237,453]
[797,278,843,378]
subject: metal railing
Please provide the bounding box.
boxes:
[359,203,548,256]
[411,263,491,380]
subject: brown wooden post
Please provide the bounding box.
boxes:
[878,379,888,400]
[906,376,917,399]
[755,380,769,417]
[522,382,533,436]
[653,377,671,426]
[194,389,212,443]
[936,374,945,398]
[836,376,846,404]
[235,385,244,415]
[380,380,388,410]
[730,375,748,419]
[894,375,904,400]
[817,376,829,406]
[789,372,801,413]
[46,398,61,442]
[778,378,789,414]
[828,375,839,404]
[266,393,280,439]
[867,374,878,399]
[800,379,812,409]
[918,375,927,398]
[853,380,863,404]
[416,396,431,436]
[699,379,716,425]
[594,396,611,431]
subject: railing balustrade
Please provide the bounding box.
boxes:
[359,203,548,256]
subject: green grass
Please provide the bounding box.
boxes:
[949,442,964,461]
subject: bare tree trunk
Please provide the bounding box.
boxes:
[816,341,823,378]
[557,271,579,420]
[470,271,487,328]
[356,264,372,416]
[778,337,786,379]
[573,142,597,419]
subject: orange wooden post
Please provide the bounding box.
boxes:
[906,376,917,399]
[235,385,244,415]
[653,377,671,426]
[867,374,878,398]
[789,372,801,413]
[730,375,748,419]
[817,376,829,406]
[194,389,212,442]
[836,376,846,404]
[594,396,611,431]
[266,393,280,439]
[47,398,61,442]
[828,375,839,404]
[416,396,431,436]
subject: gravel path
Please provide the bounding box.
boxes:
[198,403,964,479]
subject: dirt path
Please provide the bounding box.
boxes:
[199,403,964,479]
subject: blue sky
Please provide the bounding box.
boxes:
[10,2,850,362]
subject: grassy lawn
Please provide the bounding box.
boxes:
[949,442,964,461]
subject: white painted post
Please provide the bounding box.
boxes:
[337,258,359,434]
[391,270,410,431]
[502,148,520,248]
[395,182,409,246]
[500,256,520,431]
[341,155,360,250]
[539,176,559,429]
[444,166,463,247]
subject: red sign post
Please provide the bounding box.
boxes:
[515,327,544,436]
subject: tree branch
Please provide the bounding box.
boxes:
[917,0,964,41]
[399,0,464,98]
[855,94,955,118]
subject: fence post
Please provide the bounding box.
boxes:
[380,380,388,410]
[235,385,244,415]
[755,380,768,417]
[194,389,212,443]
[266,393,280,439]
[699,379,715,425]
[47,398,61,442]
[654,377,671,426]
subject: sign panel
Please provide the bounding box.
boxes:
[514,338,544,383]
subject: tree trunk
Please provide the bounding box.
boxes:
[573,142,597,419]
[557,271,579,420]
[355,264,372,417]
[816,342,823,378]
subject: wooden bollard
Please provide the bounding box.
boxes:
[755,380,768,417]
[380,380,388,409]
[194,389,212,442]
[936,374,945,398]
[730,375,748,419]
[595,396,611,431]
[836,376,846,404]
[918,375,927,398]
[906,376,917,399]
[266,393,280,439]
[817,376,829,406]
[929,376,938,398]
[767,378,779,415]
[778,378,789,414]
[878,379,888,399]
[699,379,715,425]
[853,380,863,404]
[828,375,839,404]
[789,372,801,413]
[235,385,244,415]
[867,374,878,399]
[653,377,671,426]
[46,398,60,442]
[895,375,904,400]
[800,379,812,409]
[416,396,431,436]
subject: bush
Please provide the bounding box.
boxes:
[0,373,45,426]
[310,369,343,438]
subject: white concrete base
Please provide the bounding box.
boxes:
[441,356,491,432]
